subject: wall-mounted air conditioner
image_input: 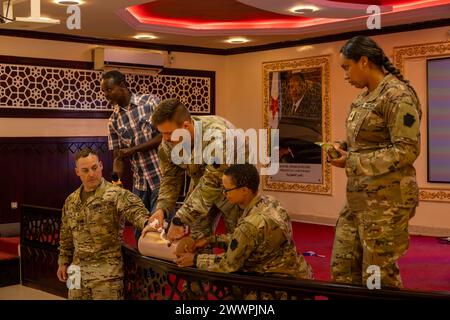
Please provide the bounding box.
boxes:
[92,47,165,74]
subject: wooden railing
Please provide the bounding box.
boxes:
[21,204,450,300]
[20,204,67,297]
[122,245,450,300]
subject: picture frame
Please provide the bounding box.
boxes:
[261,55,332,194]
[394,41,450,202]
[426,57,450,184]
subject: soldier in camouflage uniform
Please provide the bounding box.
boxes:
[329,36,421,288]
[175,164,313,281]
[57,148,151,299]
[145,98,245,242]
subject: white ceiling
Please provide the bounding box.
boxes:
[1,0,450,50]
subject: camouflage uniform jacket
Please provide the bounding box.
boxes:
[58,178,150,281]
[345,74,421,208]
[156,115,244,225]
[196,195,312,279]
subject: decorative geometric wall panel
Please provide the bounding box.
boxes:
[0,62,214,118]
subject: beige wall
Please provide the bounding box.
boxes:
[2,27,450,234]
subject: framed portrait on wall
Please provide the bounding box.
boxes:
[262,55,332,194]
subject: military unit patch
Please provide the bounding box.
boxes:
[403,113,415,128]
[230,239,238,250]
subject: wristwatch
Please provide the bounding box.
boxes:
[193,253,198,266]
[171,216,184,226]
[162,208,168,219]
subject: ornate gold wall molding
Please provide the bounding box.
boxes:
[394,41,450,202]
[393,41,450,70]
[262,55,332,195]
[419,188,450,202]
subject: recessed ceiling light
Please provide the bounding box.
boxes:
[55,0,82,5]
[290,6,319,14]
[133,34,158,40]
[226,37,249,44]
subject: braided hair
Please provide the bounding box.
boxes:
[341,36,420,105]
[340,36,406,82]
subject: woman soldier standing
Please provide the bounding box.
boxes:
[330,36,421,288]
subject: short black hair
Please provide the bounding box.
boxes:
[151,98,191,126]
[75,148,98,163]
[224,164,259,193]
[102,70,127,87]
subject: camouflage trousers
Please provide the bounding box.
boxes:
[68,278,123,300]
[331,203,415,289]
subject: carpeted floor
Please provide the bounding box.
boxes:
[125,221,450,293]
[291,222,450,292]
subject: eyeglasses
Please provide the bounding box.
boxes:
[222,186,243,194]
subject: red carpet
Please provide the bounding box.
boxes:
[291,222,450,292]
[125,221,450,293]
